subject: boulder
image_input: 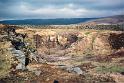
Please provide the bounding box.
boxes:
[58,65,84,75]
[66,67,84,75]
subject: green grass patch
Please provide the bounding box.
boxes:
[96,65,124,73]
[85,32,91,35]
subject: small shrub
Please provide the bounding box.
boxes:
[85,32,90,35]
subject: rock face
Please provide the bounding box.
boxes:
[9,47,38,70]
[9,48,26,70]
[1,26,39,71]
[108,33,124,49]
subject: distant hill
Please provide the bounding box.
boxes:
[0,18,96,25]
[82,15,124,25]
[0,15,123,25]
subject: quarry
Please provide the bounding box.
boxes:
[0,23,124,83]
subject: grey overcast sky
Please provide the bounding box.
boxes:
[0,0,124,20]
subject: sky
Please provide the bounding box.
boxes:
[0,0,124,20]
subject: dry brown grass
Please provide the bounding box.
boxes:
[0,41,13,78]
[16,28,118,56]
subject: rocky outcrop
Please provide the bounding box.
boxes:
[9,48,26,70]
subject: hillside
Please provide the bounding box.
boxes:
[82,15,124,25]
[0,15,124,25]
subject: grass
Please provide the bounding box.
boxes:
[0,42,13,78]
[96,65,124,73]
[91,30,101,50]
[84,32,91,35]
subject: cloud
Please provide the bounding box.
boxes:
[0,0,123,20]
